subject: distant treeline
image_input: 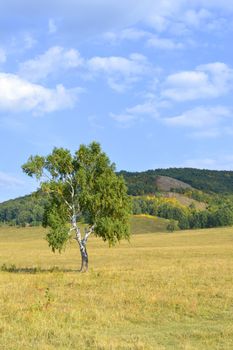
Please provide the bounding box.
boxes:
[1,190,233,231]
[1,167,233,228]
[119,168,233,195]
[0,194,46,226]
[132,195,233,230]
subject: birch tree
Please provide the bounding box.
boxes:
[22,142,131,272]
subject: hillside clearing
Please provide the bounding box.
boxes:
[163,192,206,210]
[156,175,192,192]
[1,225,233,349]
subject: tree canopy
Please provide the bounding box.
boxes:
[22,142,131,271]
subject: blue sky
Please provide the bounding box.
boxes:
[1,0,233,202]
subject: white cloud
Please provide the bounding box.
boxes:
[103,28,149,42]
[104,27,184,50]
[87,53,150,92]
[88,54,147,75]
[164,106,231,128]
[0,48,6,63]
[19,46,84,82]
[110,98,160,126]
[162,62,233,101]
[19,47,151,92]
[0,1,232,41]
[147,36,184,50]
[0,73,80,114]
[143,1,232,32]
[183,8,212,28]
[0,171,24,188]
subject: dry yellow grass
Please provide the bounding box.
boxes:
[1,225,233,349]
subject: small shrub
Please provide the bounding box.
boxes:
[167,219,179,232]
[1,263,17,272]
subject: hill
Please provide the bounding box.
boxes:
[0,193,46,226]
[156,175,192,192]
[162,192,206,210]
[1,167,233,228]
[119,167,233,194]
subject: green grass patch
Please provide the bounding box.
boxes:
[131,214,170,234]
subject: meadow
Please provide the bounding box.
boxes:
[1,220,233,349]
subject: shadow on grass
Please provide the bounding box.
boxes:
[0,263,78,274]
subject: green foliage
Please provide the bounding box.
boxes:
[120,168,233,195]
[118,170,158,195]
[2,165,233,234]
[22,155,45,179]
[189,210,209,229]
[95,217,130,246]
[44,203,70,253]
[157,202,190,229]
[74,143,131,243]
[22,142,131,252]
[46,223,69,253]
[167,219,179,232]
[132,195,233,231]
[0,193,47,226]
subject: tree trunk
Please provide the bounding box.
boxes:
[74,226,94,273]
[79,242,88,272]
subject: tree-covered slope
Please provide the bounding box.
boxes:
[155,168,233,193]
[0,193,46,226]
[119,168,233,194]
[1,167,233,227]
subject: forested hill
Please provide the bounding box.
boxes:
[0,193,46,226]
[119,168,233,195]
[1,167,233,226]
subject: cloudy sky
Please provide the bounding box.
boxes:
[1,0,233,202]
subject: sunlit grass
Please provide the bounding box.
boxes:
[130,215,169,234]
[1,224,233,349]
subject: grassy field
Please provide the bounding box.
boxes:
[130,215,170,234]
[1,223,233,349]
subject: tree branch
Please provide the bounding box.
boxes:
[74,227,82,244]
[82,225,95,245]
